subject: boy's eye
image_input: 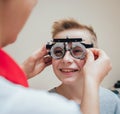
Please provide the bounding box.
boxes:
[54,47,64,57]
[72,46,83,56]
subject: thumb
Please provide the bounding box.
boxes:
[85,49,94,64]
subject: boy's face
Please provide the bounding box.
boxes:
[52,29,94,84]
[1,0,37,47]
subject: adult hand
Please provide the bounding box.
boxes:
[20,45,52,79]
[82,48,112,86]
[81,48,112,114]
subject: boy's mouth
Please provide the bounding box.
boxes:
[60,69,78,73]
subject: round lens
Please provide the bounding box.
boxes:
[71,43,86,59]
[72,46,83,57]
[54,47,64,58]
[50,43,65,59]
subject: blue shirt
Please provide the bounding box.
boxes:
[49,87,120,114]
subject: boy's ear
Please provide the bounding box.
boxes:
[44,55,52,65]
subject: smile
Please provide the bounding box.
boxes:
[60,69,78,73]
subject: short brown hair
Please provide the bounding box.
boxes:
[51,18,98,47]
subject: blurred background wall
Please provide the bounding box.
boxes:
[4,0,120,90]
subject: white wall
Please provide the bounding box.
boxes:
[4,0,120,90]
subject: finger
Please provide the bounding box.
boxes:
[89,48,101,60]
[90,48,112,71]
[91,49,108,62]
[85,49,94,63]
[45,61,52,67]
[44,56,52,65]
[32,44,48,60]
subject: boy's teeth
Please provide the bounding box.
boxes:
[61,69,76,72]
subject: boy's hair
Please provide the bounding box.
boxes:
[51,18,98,47]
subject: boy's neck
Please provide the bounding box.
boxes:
[56,83,83,104]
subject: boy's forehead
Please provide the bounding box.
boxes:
[55,29,93,40]
[54,29,93,44]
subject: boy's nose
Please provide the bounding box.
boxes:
[62,51,73,63]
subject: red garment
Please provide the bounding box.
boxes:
[0,49,28,87]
